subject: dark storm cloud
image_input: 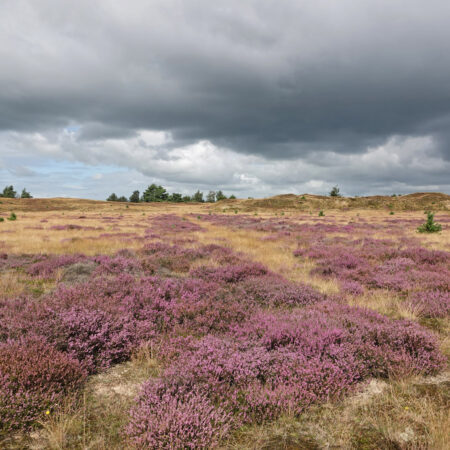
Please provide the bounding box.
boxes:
[0,0,449,198]
[1,0,450,157]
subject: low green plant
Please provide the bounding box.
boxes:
[318,210,324,217]
[7,212,17,221]
[417,212,442,233]
[390,211,395,215]
[0,217,4,222]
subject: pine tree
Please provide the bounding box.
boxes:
[129,190,140,202]
[20,188,32,199]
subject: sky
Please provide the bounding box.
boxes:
[1,0,450,199]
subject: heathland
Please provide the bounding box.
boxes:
[0,193,449,448]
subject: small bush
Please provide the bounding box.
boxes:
[0,217,4,222]
[45,307,134,374]
[318,210,324,217]
[7,212,17,221]
[329,186,341,197]
[418,212,442,233]
[126,383,231,449]
[0,337,86,432]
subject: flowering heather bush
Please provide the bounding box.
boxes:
[27,254,88,277]
[407,291,450,318]
[127,303,444,447]
[340,279,365,296]
[151,214,205,233]
[46,307,135,374]
[239,274,328,307]
[0,337,86,432]
[190,262,268,283]
[93,254,142,275]
[295,238,449,295]
[140,242,208,273]
[126,382,231,449]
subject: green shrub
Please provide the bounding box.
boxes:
[0,217,4,222]
[329,185,341,197]
[7,212,16,221]
[417,212,442,233]
[318,210,324,217]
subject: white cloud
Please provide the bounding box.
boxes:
[1,128,449,199]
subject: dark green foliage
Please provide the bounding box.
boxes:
[329,185,341,197]
[1,186,16,198]
[142,184,169,202]
[182,195,192,202]
[20,188,32,199]
[192,190,204,203]
[417,212,442,233]
[169,193,183,203]
[229,194,236,199]
[129,190,140,203]
[206,191,216,203]
[318,210,324,216]
[107,193,118,202]
[7,212,17,221]
[117,196,128,202]
[215,190,226,201]
[0,217,4,222]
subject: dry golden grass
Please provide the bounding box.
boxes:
[192,221,340,295]
[224,372,450,450]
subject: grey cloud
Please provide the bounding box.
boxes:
[0,0,449,195]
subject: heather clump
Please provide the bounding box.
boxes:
[295,239,449,296]
[140,242,208,273]
[93,254,142,275]
[126,303,444,447]
[127,382,231,449]
[0,337,86,432]
[27,254,88,277]
[239,274,328,307]
[190,262,268,283]
[151,214,205,233]
[46,307,135,374]
[407,291,450,318]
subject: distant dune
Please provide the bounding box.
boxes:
[0,192,449,213]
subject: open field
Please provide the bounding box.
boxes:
[0,196,449,449]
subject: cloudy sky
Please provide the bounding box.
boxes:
[1,0,449,199]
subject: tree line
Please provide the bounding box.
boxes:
[0,185,32,198]
[107,184,236,203]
